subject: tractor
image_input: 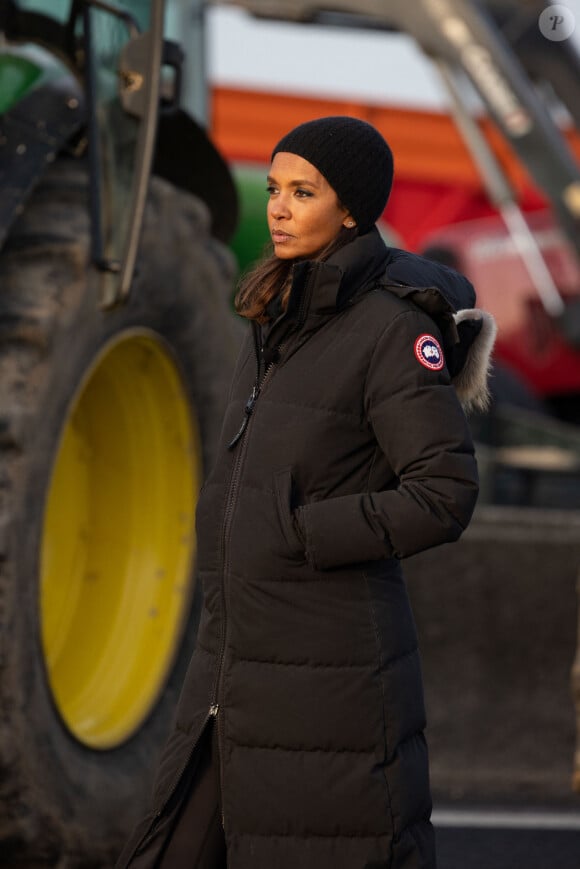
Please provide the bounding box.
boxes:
[0,0,241,864]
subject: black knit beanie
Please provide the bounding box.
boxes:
[271,116,394,234]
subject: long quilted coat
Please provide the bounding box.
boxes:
[119,228,481,869]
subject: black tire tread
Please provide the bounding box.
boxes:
[0,157,240,867]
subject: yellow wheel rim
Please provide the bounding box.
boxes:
[40,331,201,749]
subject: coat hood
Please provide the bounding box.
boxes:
[381,245,497,413]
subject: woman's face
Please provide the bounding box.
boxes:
[267,152,353,260]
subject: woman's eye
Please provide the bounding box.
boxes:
[266,185,277,195]
[295,188,313,198]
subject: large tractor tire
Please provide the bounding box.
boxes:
[0,157,241,867]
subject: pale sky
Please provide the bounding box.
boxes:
[207,1,580,112]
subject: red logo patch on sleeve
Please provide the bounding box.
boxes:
[414,334,444,371]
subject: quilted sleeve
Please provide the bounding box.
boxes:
[297,309,479,570]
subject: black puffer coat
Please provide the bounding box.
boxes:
[119,228,484,869]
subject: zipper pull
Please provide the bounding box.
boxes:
[209,704,219,717]
[227,386,259,450]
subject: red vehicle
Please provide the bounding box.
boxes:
[422,210,580,417]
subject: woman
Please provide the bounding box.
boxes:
[117,116,495,869]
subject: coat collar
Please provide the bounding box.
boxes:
[286,227,390,321]
[254,228,495,414]
[262,228,481,359]
[285,229,478,322]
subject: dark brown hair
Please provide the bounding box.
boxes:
[234,227,357,324]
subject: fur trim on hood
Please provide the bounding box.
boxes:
[452,309,497,413]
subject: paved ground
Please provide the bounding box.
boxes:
[433,806,580,868]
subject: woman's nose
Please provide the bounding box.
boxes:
[269,194,291,220]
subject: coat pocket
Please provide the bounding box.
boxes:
[273,467,304,557]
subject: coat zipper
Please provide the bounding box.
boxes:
[120,335,277,858]
[211,339,281,831]
[141,271,313,844]
[124,704,220,864]
[226,384,259,450]
[124,269,321,863]
[227,318,284,450]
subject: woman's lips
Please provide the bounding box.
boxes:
[272,229,293,243]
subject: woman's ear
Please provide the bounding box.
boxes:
[343,216,356,229]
